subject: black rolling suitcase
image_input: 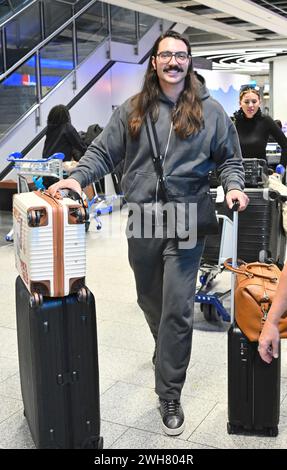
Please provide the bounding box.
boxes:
[233,188,285,265]
[227,210,281,437]
[202,188,285,266]
[227,324,280,436]
[15,275,103,449]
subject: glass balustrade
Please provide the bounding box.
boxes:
[0,0,158,141]
[5,1,41,69]
[110,5,137,44]
[73,0,92,13]
[76,1,108,64]
[0,32,3,73]
[139,12,156,38]
[0,53,37,136]
[40,24,73,98]
[0,0,34,24]
[43,0,72,38]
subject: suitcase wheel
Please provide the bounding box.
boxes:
[227,422,240,435]
[81,436,103,449]
[267,426,278,437]
[29,292,43,308]
[201,303,222,324]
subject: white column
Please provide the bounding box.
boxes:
[269,56,287,123]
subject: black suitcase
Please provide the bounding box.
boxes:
[227,323,280,436]
[15,275,103,449]
[241,158,269,188]
[202,188,285,266]
[208,158,269,188]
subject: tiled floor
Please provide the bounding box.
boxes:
[0,206,287,449]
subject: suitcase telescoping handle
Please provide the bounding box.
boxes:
[55,189,89,223]
[230,200,239,323]
[38,190,89,224]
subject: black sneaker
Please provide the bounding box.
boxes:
[159,398,185,436]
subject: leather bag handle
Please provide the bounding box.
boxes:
[223,258,247,275]
[224,258,279,282]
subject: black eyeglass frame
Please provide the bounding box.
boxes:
[156,51,191,64]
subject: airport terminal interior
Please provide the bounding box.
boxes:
[1,0,287,450]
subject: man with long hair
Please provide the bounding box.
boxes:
[48,30,249,436]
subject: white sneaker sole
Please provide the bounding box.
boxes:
[161,420,185,436]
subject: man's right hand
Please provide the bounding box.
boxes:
[48,178,82,198]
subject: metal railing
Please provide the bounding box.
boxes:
[0,0,98,79]
[0,0,156,140]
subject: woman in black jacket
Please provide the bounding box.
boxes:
[42,104,87,188]
[43,104,87,162]
[234,86,287,166]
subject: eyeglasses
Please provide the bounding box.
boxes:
[156,51,190,64]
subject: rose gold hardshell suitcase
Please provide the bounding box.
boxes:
[13,190,87,298]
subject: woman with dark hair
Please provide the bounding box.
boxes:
[42,104,87,187]
[48,30,248,435]
[234,87,287,166]
[42,104,86,162]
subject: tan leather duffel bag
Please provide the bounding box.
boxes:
[224,259,287,341]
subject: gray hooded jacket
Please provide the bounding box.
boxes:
[70,82,244,204]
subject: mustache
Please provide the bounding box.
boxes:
[163,65,183,73]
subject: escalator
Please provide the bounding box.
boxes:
[0,0,170,182]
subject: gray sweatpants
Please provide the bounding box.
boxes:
[127,235,205,400]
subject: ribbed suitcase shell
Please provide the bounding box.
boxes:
[13,191,86,297]
[15,276,102,449]
[202,189,285,265]
[227,323,280,436]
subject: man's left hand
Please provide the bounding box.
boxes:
[226,189,249,212]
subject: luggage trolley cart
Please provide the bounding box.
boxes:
[5,152,64,241]
[82,182,118,232]
[63,167,119,232]
[195,201,239,324]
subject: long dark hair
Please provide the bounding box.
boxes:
[47,104,71,126]
[128,30,203,139]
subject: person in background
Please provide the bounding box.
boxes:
[42,104,87,187]
[268,119,283,144]
[258,262,287,363]
[233,86,287,166]
[43,104,87,161]
[47,30,248,436]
